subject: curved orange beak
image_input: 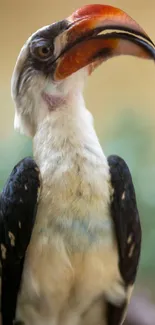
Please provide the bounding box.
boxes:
[54,4,155,80]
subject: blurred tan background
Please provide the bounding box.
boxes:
[1,0,155,324]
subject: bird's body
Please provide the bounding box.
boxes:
[1,3,154,325]
[17,99,123,325]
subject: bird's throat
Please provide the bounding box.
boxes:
[42,92,68,111]
[33,96,105,183]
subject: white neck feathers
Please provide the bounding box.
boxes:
[33,94,108,181]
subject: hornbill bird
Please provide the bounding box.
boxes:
[0,4,154,325]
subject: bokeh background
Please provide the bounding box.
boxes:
[1,0,155,324]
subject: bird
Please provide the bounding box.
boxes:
[1,3,155,325]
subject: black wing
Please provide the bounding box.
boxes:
[106,155,141,325]
[0,157,41,325]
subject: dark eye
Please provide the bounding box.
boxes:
[37,46,51,58]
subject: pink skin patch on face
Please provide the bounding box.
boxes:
[42,92,67,111]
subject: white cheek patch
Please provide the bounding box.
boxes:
[14,111,34,137]
[14,112,23,133]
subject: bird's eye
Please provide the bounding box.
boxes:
[37,46,51,58]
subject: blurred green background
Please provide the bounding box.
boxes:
[1,0,155,315]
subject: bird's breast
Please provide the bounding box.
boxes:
[16,152,119,325]
[30,150,113,252]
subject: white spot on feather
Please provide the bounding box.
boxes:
[127,234,132,244]
[121,191,125,200]
[8,232,15,247]
[1,244,6,259]
[128,244,135,258]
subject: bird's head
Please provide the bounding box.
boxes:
[11,4,155,137]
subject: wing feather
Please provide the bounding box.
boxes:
[106,155,141,325]
[0,157,41,325]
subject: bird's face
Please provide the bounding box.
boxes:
[12,4,155,137]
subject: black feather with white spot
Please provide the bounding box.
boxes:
[0,157,41,325]
[106,155,141,325]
